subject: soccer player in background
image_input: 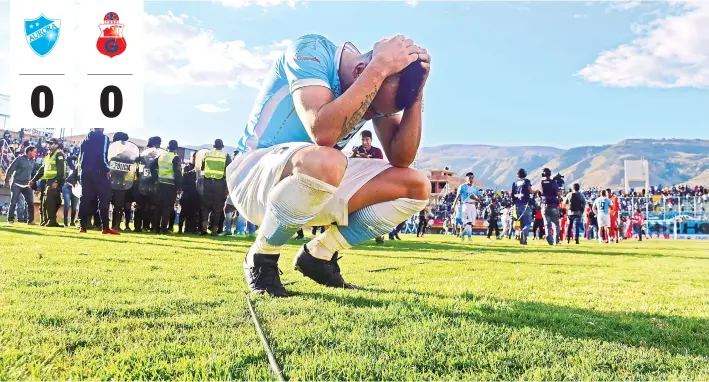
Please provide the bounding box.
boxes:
[453,200,463,237]
[229,34,431,297]
[593,190,613,244]
[453,172,481,242]
[607,188,620,243]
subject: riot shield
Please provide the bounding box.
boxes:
[72,184,82,199]
[137,148,166,195]
[194,149,209,196]
[108,141,140,191]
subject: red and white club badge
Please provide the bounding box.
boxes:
[96,12,126,58]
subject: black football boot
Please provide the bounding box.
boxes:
[244,254,288,297]
[293,245,355,289]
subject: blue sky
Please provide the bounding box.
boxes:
[1,1,708,150]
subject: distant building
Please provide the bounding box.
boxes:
[429,168,463,196]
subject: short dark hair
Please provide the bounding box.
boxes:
[25,146,36,155]
[517,168,527,178]
[395,61,425,111]
[361,130,372,139]
[573,183,580,191]
[363,51,424,112]
[602,190,607,197]
[542,168,552,178]
[466,172,474,177]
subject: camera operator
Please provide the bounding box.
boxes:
[351,130,385,243]
[540,168,562,245]
[350,130,384,160]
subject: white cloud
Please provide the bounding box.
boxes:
[195,104,231,113]
[573,13,589,19]
[606,0,643,11]
[578,1,709,88]
[219,0,297,9]
[405,0,418,7]
[144,11,291,89]
[217,99,228,105]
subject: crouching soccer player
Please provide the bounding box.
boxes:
[227,34,431,297]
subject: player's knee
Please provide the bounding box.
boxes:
[406,170,431,200]
[294,146,347,186]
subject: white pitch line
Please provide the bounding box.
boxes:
[246,294,286,382]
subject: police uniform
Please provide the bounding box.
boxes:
[31,146,65,226]
[179,162,200,234]
[201,144,232,235]
[150,143,182,233]
[108,134,139,231]
[78,129,115,232]
[134,139,163,232]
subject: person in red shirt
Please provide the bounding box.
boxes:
[634,209,644,241]
[584,204,592,239]
[351,130,384,160]
[607,188,620,243]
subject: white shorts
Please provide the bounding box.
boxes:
[462,203,477,224]
[226,142,393,227]
[598,213,611,227]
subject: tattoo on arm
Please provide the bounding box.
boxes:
[339,87,378,141]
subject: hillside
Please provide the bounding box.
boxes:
[418,139,709,188]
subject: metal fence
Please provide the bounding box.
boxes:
[617,195,709,221]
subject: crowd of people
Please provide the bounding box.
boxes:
[430,180,708,222]
[2,128,410,243]
[432,168,709,246]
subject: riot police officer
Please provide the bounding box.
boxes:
[150,140,182,233]
[77,129,119,234]
[108,132,139,231]
[135,137,163,232]
[179,151,200,234]
[200,139,232,236]
[31,138,65,227]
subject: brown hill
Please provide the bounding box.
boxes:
[418,139,709,189]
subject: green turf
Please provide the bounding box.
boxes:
[1,225,708,380]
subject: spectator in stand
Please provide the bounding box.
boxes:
[3,146,39,225]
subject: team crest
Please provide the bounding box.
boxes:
[96,12,127,58]
[24,14,61,57]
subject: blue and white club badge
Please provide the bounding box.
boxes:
[24,14,61,57]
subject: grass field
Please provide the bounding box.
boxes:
[1,225,708,380]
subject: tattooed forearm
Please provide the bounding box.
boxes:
[339,87,378,141]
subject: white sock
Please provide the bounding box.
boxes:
[306,198,428,261]
[246,173,337,266]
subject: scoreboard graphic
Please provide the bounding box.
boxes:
[9,0,144,131]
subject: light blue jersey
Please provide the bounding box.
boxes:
[457,183,480,204]
[594,197,611,215]
[237,34,367,153]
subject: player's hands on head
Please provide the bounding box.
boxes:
[372,35,421,77]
